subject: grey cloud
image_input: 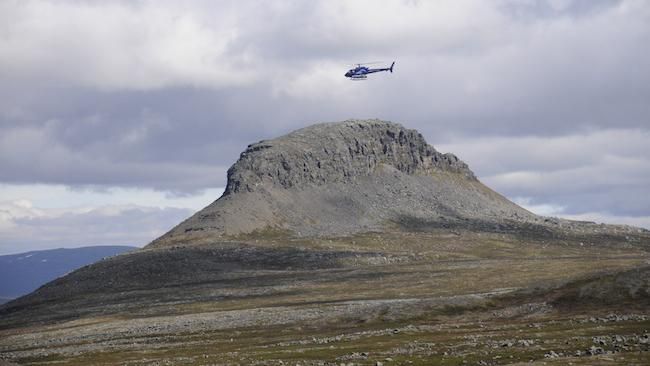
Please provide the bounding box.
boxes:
[439,130,650,217]
[487,171,650,217]
[0,122,231,192]
[0,0,649,224]
[500,0,624,19]
[437,130,650,176]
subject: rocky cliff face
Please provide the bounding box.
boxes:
[224,120,475,195]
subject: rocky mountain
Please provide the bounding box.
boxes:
[151,120,512,247]
[1,120,649,365]
[151,119,640,249]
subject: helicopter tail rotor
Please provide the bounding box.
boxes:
[390,61,395,73]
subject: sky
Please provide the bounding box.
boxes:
[1,0,649,254]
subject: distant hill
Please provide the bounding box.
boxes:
[0,246,137,300]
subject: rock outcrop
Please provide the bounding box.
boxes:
[224,120,475,195]
[551,266,650,307]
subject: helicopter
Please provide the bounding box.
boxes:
[345,61,395,80]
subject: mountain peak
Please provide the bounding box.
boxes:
[149,119,531,247]
[224,119,475,195]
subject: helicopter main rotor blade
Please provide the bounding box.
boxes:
[347,61,384,66]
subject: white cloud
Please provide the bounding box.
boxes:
[0,1,256,90]
[559,212,650,229]
[0,198,193,254]
[0,123,230,192]
[514,196,650,229]
[437,128,650,180]
[0,199,40,231]
[0,184,224,210]
[272,61,351,100]
[513,197,567,216]
[547,0,575,11]
[0,184,224,254]
[438,129,650,225]
[483,153,649,196]
[3,0,647,98]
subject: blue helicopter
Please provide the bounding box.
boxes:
[345,61,395,80]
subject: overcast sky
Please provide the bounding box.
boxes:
[1,0,649,254]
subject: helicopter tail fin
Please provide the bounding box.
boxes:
[390,61,395,73]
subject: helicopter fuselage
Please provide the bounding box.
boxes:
[345,62,395,79]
